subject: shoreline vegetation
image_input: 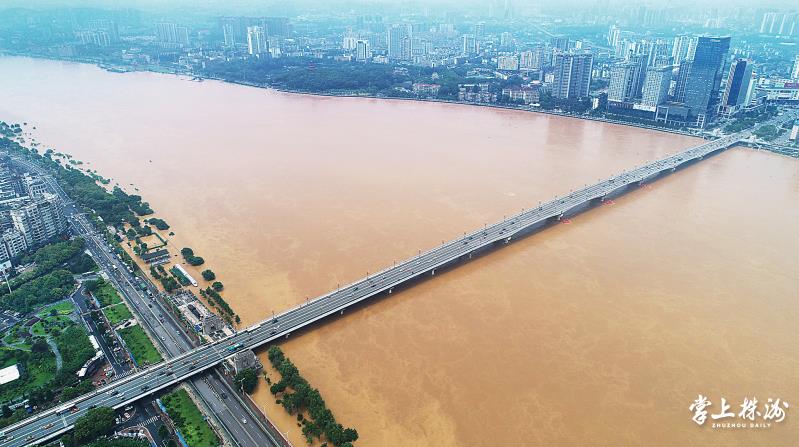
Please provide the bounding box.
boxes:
[267,346,359,447]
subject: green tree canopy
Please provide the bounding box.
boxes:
[234,368,259,394]
[73,406,115,444]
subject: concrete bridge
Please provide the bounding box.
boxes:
[0,129,756,447]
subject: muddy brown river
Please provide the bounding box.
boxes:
[1,56,796,446]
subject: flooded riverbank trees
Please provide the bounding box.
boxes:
[180,247,204,266]
[267,346,359,447]
[0,129,154,228]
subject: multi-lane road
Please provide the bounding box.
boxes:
[4,158,283,447]
[5,114,795,447]
[69,281,127,377]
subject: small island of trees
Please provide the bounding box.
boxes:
[180,247,205,266]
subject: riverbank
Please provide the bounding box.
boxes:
[0,51,707,137]
[202,74,799,159]
[154,71,799,160]
[201,73,707,138]
[739,141,799,158]
[5,51,797,160]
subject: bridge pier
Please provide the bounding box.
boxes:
[431,269,435,275]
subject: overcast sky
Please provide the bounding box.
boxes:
[0,0,791,12]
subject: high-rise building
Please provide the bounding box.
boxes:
[268,37,281,58]
[9,193,66,247]
[519,51,533,69]
[628,54,649,100]
[75,30,111,47]
[263,17,291,37]
[462,34,477,56]
[641,66,672,107]
[647,39,672,66]
[551,52,593,100]
[400,36,413,61]
[156,22,175,44]
[247,26,267,55]
[614,38,636,59]
[673,60,692,103]
[220,17,250,47]
[342,29,357,51]
[608,62,638,102]
[519,50,536,70]
[409,38,430,58]
[23,175,47,198]
[387,24,410,60]
[0,156,17,202]
[759,12,798,36]
[609,50,648,102]
[682,36,730,124]
[87,19,119,43]
[497,55,519,71]
[503,0,514,20]
[635,40,652,61]
[650,54,672,69]
[0,229,27,262]
[672,35,697,66]
[550,36,569,52]
[355,40,371,61]
[520,46,547,70]
[720,59,754,115]
[222,21,237,46]
[792,55,799,80]
[500,32,513,48]
[607,25,621,48]
[155,22,189,47]
[474,22,485,40]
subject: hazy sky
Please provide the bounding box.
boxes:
[0,0,791,13]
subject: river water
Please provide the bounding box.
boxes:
[1,56,796,446]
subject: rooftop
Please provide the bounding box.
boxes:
[0,364,20,385]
